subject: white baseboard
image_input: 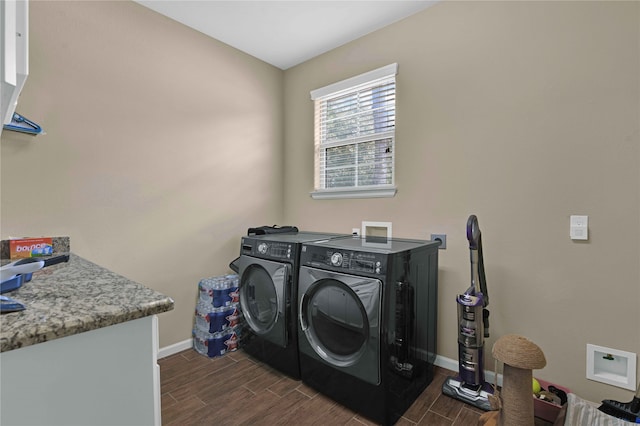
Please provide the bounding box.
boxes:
[158,342,503,387]
[158,339,192,359]
[435,354,503,388]
[435,354,459,372]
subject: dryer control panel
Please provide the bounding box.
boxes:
[241,238,293,260]
[301,245,388,276]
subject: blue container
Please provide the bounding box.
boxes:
[0,273,32,294]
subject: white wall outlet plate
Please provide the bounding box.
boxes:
[570,215,588,240]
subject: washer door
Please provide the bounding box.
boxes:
[298,266,382,385]
[238,256,290,348]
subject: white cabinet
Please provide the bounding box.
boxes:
[0,316,162,426]
[1,0,28,126]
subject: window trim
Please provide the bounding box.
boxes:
[310,63,398,101]
[310,63,398,200]
[310,185,397,200]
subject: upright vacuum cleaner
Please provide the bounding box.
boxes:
[442,215,494,411]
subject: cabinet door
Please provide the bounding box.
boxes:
[0,316,160,426]
[1,0,28,125]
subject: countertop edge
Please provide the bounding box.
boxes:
[0,254,175,353]
[1,299,174,352]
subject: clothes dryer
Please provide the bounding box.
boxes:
[236,231,344,379]
[297,236,439,425]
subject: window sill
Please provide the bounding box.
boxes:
[310,186,397,200]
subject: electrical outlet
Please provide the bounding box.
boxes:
[431,234,446,249]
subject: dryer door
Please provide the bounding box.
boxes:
[238,256,290,348]
[298,266,382,385]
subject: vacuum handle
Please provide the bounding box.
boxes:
[467,215,489,308]
[467,215,481,250]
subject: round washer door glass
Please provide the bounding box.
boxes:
[302,277,380,367]
[240,264,281,334]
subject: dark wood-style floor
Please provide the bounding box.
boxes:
[160,348,537,426]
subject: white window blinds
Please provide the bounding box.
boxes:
[311,64,397,199]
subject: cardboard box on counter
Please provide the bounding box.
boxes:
[9,237,53,259]
[1,236,70,260]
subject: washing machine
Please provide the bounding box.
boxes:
[297,236,439,425]
[235,231,345,379]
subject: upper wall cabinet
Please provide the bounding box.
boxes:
[1,0,29,127]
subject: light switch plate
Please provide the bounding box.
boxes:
[570,215,588,240]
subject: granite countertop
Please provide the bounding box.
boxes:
[0,253,174,352]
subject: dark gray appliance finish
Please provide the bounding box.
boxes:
[236,231,346,379]
[297,236,439,425]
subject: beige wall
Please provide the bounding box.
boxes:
[0,1,284,350]
[1,0,638,405]
[284,1,639,403]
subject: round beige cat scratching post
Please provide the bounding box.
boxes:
[482,334,547,426]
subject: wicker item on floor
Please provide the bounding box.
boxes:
[480,334,547,426]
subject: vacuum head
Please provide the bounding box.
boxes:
[442,376,494,411]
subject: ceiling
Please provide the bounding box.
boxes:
[134,1,438,70]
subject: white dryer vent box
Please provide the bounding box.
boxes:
[586,344,637,390]
[361,221,392,248]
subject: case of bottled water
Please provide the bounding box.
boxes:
[193,326,241,358]
[195,301,243,334]
[198,274,239,308]
[193,273,242,357]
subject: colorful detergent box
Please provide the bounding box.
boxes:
[9,238,53,259]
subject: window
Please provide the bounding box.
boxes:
[310,63,397,199]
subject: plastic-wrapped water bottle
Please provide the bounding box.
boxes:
[198,274,240,307]
[194,274,243,357]
[211,278,229,308]
[192,328,214,357]
[213,274,238,307]
[195,300,244,334]
[195,301,218,333]
[193,326,242,358]
[227,274,240,304]
[219,326,242,354]
[224,303,243,328]
[198,278,214,304]
[194,301,209,332]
